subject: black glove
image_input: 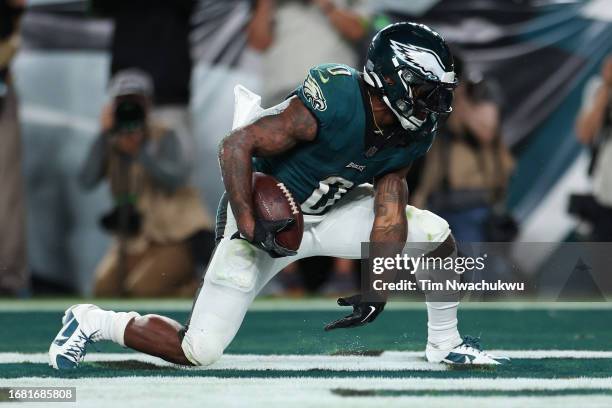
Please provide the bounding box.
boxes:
[324,294,386,331]
[232,218,297,258]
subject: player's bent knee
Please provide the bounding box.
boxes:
[405,205,451,243]
[180,330,224,366]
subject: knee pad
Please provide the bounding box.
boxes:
[208,238,259,292]
[181,329,224,366]
[405,205,451,243]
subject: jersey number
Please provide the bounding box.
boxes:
[301,176,354,214]
[326,65,352,76]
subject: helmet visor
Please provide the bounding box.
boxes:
[400,70,456,114]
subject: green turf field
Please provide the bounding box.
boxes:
[1,300,611,407]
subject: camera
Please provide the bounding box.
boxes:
[113,96,146,133]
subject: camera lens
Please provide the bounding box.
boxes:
[114,99,145,131]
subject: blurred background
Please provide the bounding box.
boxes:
[1,0,611,299]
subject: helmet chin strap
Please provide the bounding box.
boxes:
[381,95,424,131]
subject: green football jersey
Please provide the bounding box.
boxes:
[253,63,434,215]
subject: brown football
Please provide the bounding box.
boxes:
[252,172,304,251]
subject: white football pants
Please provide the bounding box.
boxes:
[180,185,451,366]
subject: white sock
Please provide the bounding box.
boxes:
[86,309,140,347]
[426,301,461,350]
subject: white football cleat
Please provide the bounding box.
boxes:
[426,336,510,365]
[49,304,101,369]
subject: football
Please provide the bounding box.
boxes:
[252,172,304,251]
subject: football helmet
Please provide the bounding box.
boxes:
[364,22,457,131]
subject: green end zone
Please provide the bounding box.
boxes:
[1,301,611,404]
[3,306,612,354]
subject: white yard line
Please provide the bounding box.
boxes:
[5,350,612,371]
[3,376,612,391]
[2,352,446,371]
[386,350,612,359]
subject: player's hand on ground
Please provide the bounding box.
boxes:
[249,218,297,258]
[324,294,386,331]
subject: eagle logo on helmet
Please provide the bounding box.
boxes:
[389,40,454,83]
[302,72,327,111]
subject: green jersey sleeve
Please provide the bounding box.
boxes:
[293,64,359,139]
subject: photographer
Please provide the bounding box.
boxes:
[0,0,28,296]
[80,70,213,297]
[575,56,612,241]
[412,53,516,242]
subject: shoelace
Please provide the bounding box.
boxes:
[64,329,99,363]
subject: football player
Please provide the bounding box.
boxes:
[49,22,508,369]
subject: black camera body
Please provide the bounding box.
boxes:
[113,96,146,134]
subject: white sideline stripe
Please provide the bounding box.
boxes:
[5,350,612,369]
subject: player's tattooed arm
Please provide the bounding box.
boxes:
[324,169,410,331]
[218,96,317,240]
[324,168,410,332]
[365,168,410,305]
[371,167,410,243]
